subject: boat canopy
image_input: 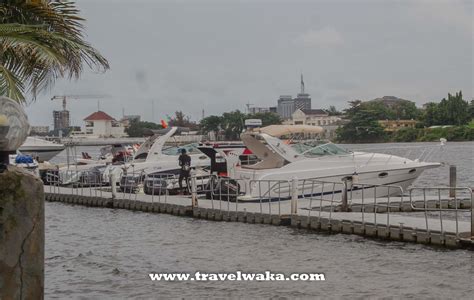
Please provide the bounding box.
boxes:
[256,125,324,137]
[240,131,302,169]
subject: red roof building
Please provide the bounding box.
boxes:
[82,111,126,137]
[83,111,116,121]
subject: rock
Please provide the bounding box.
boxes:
[0,165,44,299]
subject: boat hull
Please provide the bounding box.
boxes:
[236,163,439,202]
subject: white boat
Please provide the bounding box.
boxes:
[204,125,441,201]
[19,137,65,162]
[9,154,40,177]
[103,127,211,193]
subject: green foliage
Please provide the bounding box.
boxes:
[360,99,420,120]
[336,101,386,143]
[391,127,419,142]
[0,0,109,102]
[125,120,162,137]
[469,119,474,129]
[250,112,282,126]
[199,111,281,140]
[469,100,474,119]
[199,115,221,134]
[390,126,474,142]
[168,111,197,130]
[327,106,342,116]
[220,110,246,140]
[422,91,470,126]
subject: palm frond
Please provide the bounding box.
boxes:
[0,63,25,102]
[0,1,110,103]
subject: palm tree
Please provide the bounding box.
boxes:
[0,0,109,103]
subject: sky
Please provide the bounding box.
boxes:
[24,0,473,127]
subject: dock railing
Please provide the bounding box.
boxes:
[44,171,473,241]
[408,187,473,239]
[301,178,404,230]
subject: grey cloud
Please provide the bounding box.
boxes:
[24,0,472,126]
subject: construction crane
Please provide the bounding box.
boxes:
[51,94,108,111]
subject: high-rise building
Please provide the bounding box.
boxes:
[276,74,312,119]
[294,74,311,110]
[53,110,70,131]
[277,95,295,119]
[294,93,311,111]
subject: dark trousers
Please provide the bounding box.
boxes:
[179,170,190,192]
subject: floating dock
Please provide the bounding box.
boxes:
[44,184,473,249]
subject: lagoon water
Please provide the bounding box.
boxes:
[46,142,473,298]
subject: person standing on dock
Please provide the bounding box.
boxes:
[178,148,191,195]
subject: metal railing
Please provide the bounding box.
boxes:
[409,187,473,238]
[43,170,473,240]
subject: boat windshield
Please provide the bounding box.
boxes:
[162,143,201,155]
[292,141,351,157]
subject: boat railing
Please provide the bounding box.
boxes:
[349,143,446,166]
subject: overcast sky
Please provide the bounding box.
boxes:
[25,0,473,127]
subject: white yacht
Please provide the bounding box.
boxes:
[206,125,441,201]
[19,137,65,162]
[103,127,210,193]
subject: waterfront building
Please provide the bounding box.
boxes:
[284,109,344,140]
[290,109,342,126]
[83,111,126,137]
[378,119,417,132]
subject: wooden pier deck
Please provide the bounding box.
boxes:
[44,186,473,249]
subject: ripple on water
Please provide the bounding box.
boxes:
[46,142,474,298]
[46,202,474,299]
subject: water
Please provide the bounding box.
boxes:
[45,142,473,298]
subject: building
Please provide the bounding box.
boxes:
[83,111,126,137]
[294,74,311,111]
[53,110,70,131]
[30,126,50,135]
[378,120,417,132]
[290,109,342,126]
[120,115,141,128]
[283,109,344,140]
[276,74,312,119]
[249,107,271,114]
[277,95,295,119]
[294,93,311,111]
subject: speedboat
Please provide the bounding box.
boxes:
[9,153,40,177]
[19,137,65,162]
[52,143,136,186]
[107,127,211,193]
[201,125,441,201]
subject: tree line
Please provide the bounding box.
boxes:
[126,91,473,143]
[336,91,474,142]
[125,110,282,139]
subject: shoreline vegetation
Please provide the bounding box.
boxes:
[126,91,474,143]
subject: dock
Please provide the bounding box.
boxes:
[44,180,474,249]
